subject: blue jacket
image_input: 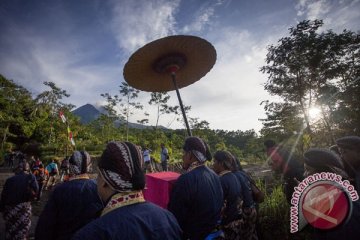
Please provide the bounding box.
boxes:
[233,171,255,208]
[168,165,223,240]
[35,178,103,240]
[71,201,182,240]
[219,172,243,225]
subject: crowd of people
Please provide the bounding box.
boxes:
[0,135,359,240]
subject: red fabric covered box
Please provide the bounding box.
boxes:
[143,171,180,209]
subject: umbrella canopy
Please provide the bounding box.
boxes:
[123,35,217,92]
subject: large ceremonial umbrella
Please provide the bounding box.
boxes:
[123,35,217,136]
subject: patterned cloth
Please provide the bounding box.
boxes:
[3,202,32,240]
[69,151,92,175]
[183,137,212,162]
[240,207,258,240]
[68,173,90,181]
[186,160,204,172]
[222,207,258,240]
[222,219,243,240]
[101,191,145,216]
[219,171,243,240]
[98,141,144,192]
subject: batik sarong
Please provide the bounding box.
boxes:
[240,207,258,240]
[3,202,32,240]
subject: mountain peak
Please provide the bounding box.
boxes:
[72,104,101,124]
[72,104,167,130]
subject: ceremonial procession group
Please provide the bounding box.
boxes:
[1,135,360,240]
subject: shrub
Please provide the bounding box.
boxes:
[257,179,311,240]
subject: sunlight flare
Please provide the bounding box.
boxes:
[308,106,322,121]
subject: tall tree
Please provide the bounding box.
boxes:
[261,19,360,144]
[168,105,191,130]
[34,82,74,148]
[148,92,171,129]
[100,93,123,121]
[189,117,210,137]
[35,82,74,114]
[260,101,303,138]
[0,75,37,151]
[99,93,123,142]
[118,82,143,141]
[332,28,360,135]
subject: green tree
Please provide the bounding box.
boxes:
[260,101,303,138]
[33,82,75,153]
[167,105,191,132]
[149,92,171,129]
[118,82,143,141]
[189,117,210,138]
[331,27,360,136]
[35,82,74,114]
[0,75,37,151]
[261,19,360,144]
[98,93,124,142]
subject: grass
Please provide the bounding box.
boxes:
[257,177,311,240]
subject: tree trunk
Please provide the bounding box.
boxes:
[1,124,10,153]
[155,104,160,130]
[320,106,336,144]
[126,113,129,141]
[299,99,312,135]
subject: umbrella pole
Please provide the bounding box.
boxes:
[171,73,192,136]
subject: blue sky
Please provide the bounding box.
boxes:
[1,0,359,132]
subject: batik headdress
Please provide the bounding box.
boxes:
[69,151,92,175]
[98,141,145,192]
[183,136,212,162]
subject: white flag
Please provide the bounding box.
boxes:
[59,111,67,123]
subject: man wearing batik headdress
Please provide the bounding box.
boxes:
[35,151,102,240]
[71,141,182,240]
[0,161,38,240]
[168,137,224,240]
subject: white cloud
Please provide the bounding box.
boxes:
[181,0,228,33]
[0,27,121,108]
[109,0,180,52]
[157,27,277,131]
[295,0,360,32]
[296,0,331,19]
[321,0,360,32]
